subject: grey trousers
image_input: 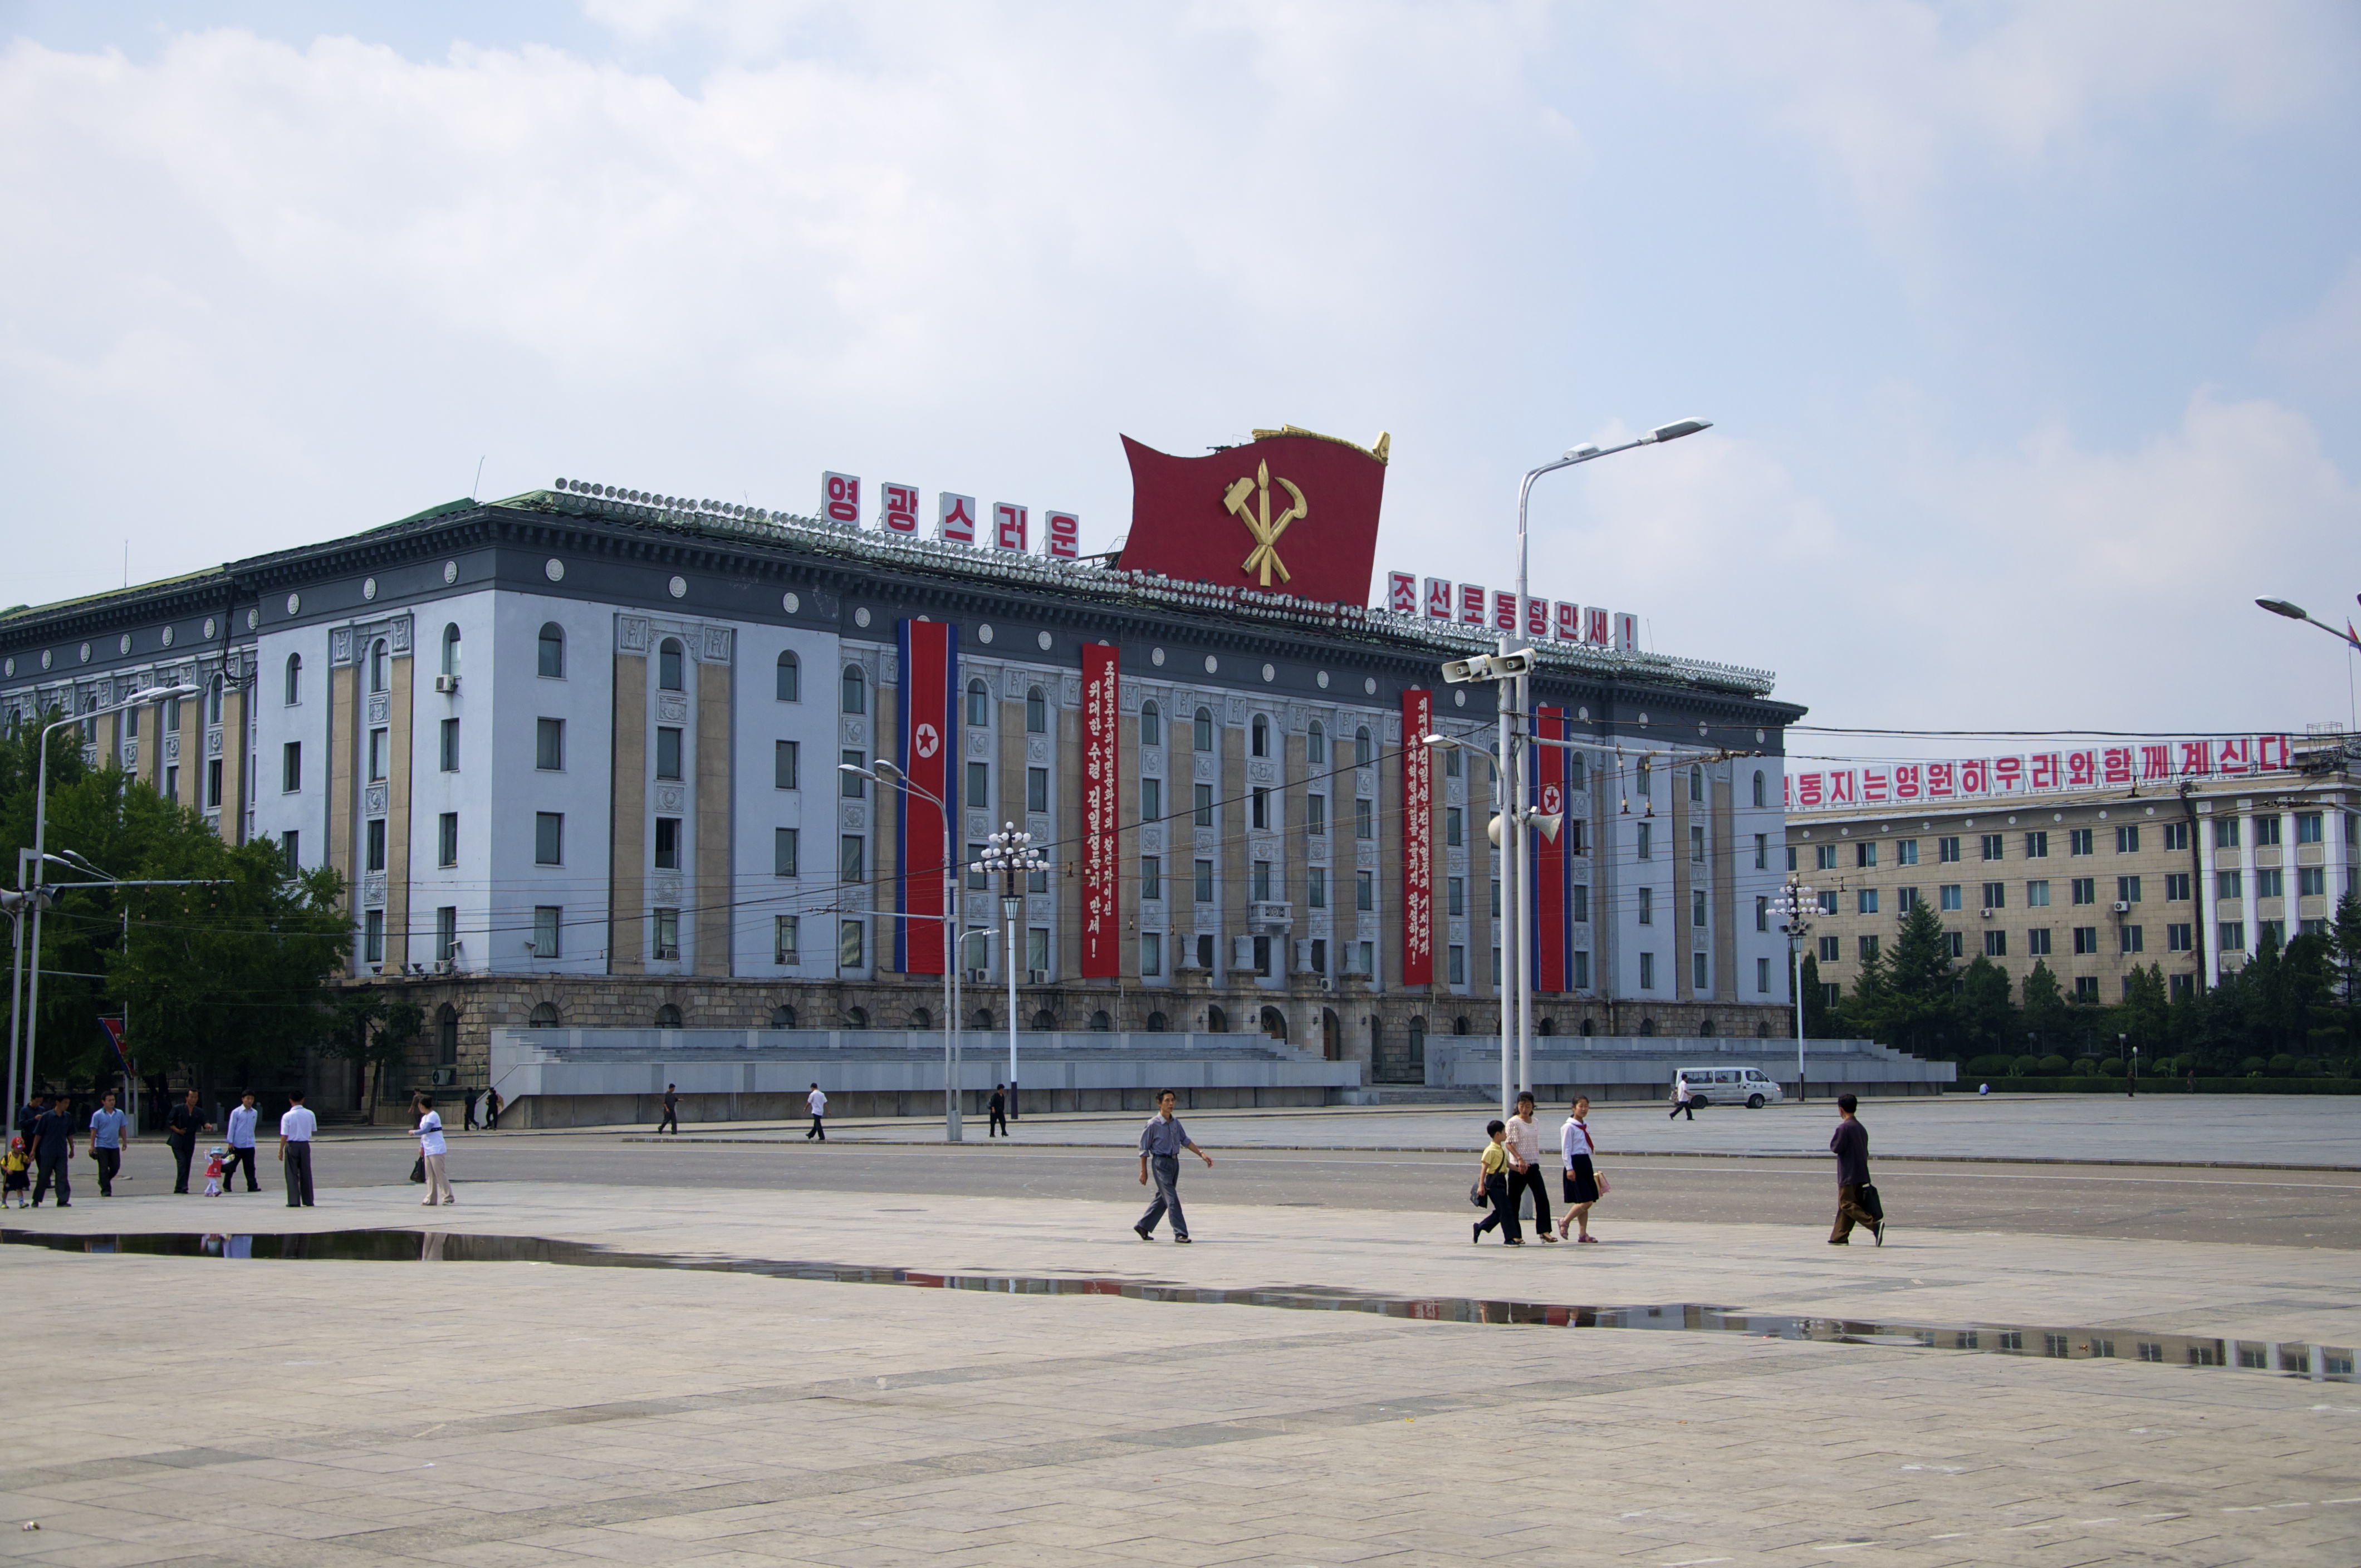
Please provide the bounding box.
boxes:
[1138,1154,1187,1238]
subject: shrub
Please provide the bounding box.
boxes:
[2240,1056,2269,1076]
[2072,1057,2102,1076]
[2269,1054,2299,1077]
[2293,1059,2322,1079]
[2039,1055,2071,1075]
[2102,1057,2128,1077]
[2012,1055,2040,1076]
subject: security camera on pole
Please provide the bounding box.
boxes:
[972,824,1047,1121]
[1769,877,1818,1102]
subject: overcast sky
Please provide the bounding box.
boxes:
[4,1,2358,748]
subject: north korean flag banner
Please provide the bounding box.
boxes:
[894,619,959,975]
[1080,643,1121,978]
[1401,689,1434,986]
[1529,706,1572,994]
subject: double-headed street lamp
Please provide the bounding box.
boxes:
[971,824,1047,1121]
[839,758,963,1141]
[1768,878,1818,1101]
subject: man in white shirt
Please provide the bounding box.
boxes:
[1503,1092,1557,1243]
[278,1089,317,1208]
[805,1084,827,1141]
[222,1092,261,1193]
[415,1094,452,1206]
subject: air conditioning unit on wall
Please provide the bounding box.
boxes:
[433,674,459,694]
[1027,968,1050,986]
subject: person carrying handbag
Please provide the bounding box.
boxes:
[1555,1095,1605,1243]
[414,1094,453,1206]
[1472,1120,1523,1245]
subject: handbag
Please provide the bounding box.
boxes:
[409,1155,426,1184]
[1468,1178,1489,1209]
[1595,1172,1611,1199]
[1858,1183,1883,1221]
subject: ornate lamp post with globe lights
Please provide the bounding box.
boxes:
[1769,877,1818,1102]
[972,824,1047,1120]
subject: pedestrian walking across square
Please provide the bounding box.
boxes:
[1503,1092,1556,1242]
[278,1090,316,1208]
[804,1084,826,1141]
[1829,1094,1883,1246]
[87,1090,130,1198]
[1134,1091,1212,1242]
[222,1092,262,1192]
[415,1095,453,1205]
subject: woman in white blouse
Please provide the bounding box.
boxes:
[1556,1095,1603,1243]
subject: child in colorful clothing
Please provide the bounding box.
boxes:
[201,1146,227,1197]
[2,1136,28,1207]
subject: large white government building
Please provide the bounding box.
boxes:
[1,476,1813,1119]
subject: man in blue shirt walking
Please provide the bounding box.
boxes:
[87,1090,131,1198]
[1134,1090,1213,1243]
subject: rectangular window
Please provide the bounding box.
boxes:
[966,842,986,891]
[1028,927,1050,973]
[1443,746,1461,778]
[535,717,564,771]
[1943,932,1963,959]
[1358,939,1375,977]
[2026,880,2050,907]
[364,909,384,964]
[1694,825,1708,864]
[1693,888,1709,927]
[2217,869,2243,899]
[1692,951,1708,989]
[841,749,865,797]
[656,727,682,781]
[2171,973,2195,1002]
[1309,794,1326,836]
[1859,935,1880,962]
[1252,860,1273,900]
[369,727,388,783]
[2071,877,2095,905]
[2074,976,2099,1001]
[1818,890,1838,915]
[1310,938,1328,976]
[1027,767,1049,813]
[1356,796,1375,840]
[2214,817,2240,849]
[2167,923,2193,952]
[1357,870,1374,912]
[1895,839,1919,866]
[1981,882,2005,910]
[533,906,561,960]
[2255,816,2282,846]
[1980,834,2004,861]
[839,919,864,969]
[1448,876,1465,917]
[1753,832,1767,870]
[1856,889,1878,915]
[438,718,459,772]
[1308,866,1326,909]
[536,812,563,865]
[1638,822,1653,860]
[1197,784,1216,829]
[774,915,799,965]
[2073,926,2099,955]
[282,741,301,793]
[2256,867,2284,899]
[1756,955,1770,993]
[2165,872,2190,901]
[438,811,458,868]
[1449,945,1466,986]
[1815,844,1838,870]
[2298,866,2326,897]
[963,759,987,811]
[1637,887,1654,925]
[2027,927,2052,955]
[2069,828,2093,856]
[1139,776,1161,822]
[654,817,682,870]
[1447,807,1464,848]
[1817,935,1839,963]
[2120,925,2144,954]
[365,818,386,872]
[2116,875,2141,903]
[1251,787,1269,830]
[649,908,680,962]
[1786,845,1798,872]
[1938,836,1960,863]
[773,827,799,877]
[436,906,458,963]
[165,764,179,804]
[2260,917,2285,948]
[1854,841,1875,869]
[1755,895,1769,932]
[2115,825,2139,854]
[1142,856,1162,900]
[774,740,800,791]
[1984,930,2006,957]
[1572,883,1589,922]
[1140,932,1162,977]
[1194,859,1215,903]
[840,835,865,883]
[1638,951,1655,989]
[1575,950,1591,990]
[2163,821,2189,851]
[2024,831,2048,858]
[280,830,298,874]
[1938,884,1962,912]
[2218,921,2245,952]
[1897,886,1919,912]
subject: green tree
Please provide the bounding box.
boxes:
[1798,953,1836,1039]
[2021,959,2070,1050]
[322,991,421,1118]
[1956,955,2016,1055]
[2120,963,2170,1054]
[1848,901,1958,1057]
[2333,886,2361,1066]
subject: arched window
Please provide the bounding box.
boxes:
[1355,727,1373,767]
[967,678,989,727]
[1205,1005,1229,1033]
[538,623,565,678]
[283,654,301,707]
[1026,686,1047,733]
[1193,707,1214,752]
[1697,1017,1714,1036]
[1145,1010,1169,1033]
[1539,1017,1556,1037]
[654,1003,682,1028]
[1258,1006,1286,1041]
[1579,1017,1594,1037]
[441,623,462,679]
[435,1004,459,1066]
[1690,765,1703,802]
[207,675,223,725]
[771,1004,796,1028]
[1752,770,1766,808]
[1453,1016,1470,1036]
[1139,700,1160,747]
[1251,715,1268,757]
[1307,721,1325,765]
[1638,1016,1656,1036]
[970,1008,993,1030]
[658,638,684,692]
[910,1007,932,1031]
[1089,1009,1112,1032]
[1408,1017,1427,1067]
[840,664,865,713]
[528,1002,560,1028]
[1756,1019,1771,1037]
[369,639,389,694]
[845,1006,870,1028]
[1029,1009,1057,1031]
[775,650,800,702]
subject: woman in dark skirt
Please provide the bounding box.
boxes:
[1556,1094,1603,1243]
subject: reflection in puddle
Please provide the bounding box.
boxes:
[6,1228,2350,1382]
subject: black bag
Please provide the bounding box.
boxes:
[1857,1182,1883,1221]
[409,1155,426,1184]
[1469,1178,1490,1209]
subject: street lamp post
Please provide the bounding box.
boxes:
[1769,877,1816,1102]
[972,825,1047,1120]
[841,759,962,1141]
[12,684,198,1123]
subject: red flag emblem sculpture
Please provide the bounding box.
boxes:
[1116,427,1389,607]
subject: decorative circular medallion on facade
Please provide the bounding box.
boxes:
[285,593,301,616]
[781,592,800,614]
[119,634,131,655]
[2145,806,2156,816]
[1150,646,1164,667]
[203,618,216,639]
[2006,815,2016,825]
[1363,677,1376,695]
[1203,655,1218,674]
[2098,810,2109,819]
[2,659,11,678]
[1037,630,1052,651]
[40,650,51,670]
[363,577,378,601]
[976,624,993,645]
[79,643,90,663]
[1578,706,1590,721]
[854,606,872,628]
[1261,663,1275,683]
[246,609,259,630]
[545,558,565,583]
[1453,689,1466,708]
[1636,711,1648,727]
[2053,812,2063,821]
[668,576,687,600]
[1756,729,1766,743]
[159,626,173,648]
[1315,670,1328,689]
[443,561,458,585]
[1697,722,1707,736]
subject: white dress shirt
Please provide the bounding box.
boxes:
[1561,1117,1593,1165]
[278,1106,317,1142]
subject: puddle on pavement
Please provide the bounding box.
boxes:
[6,1228,2350,1382]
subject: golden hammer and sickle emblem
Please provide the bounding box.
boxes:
[1223,460,1306,587]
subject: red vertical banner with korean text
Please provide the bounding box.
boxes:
[1080,643,1121,978]
[1530,706,1569,993]
[1400,689,1434,986]
[894,619,958,975]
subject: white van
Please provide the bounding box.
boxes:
[1672,1066,1785,1109]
